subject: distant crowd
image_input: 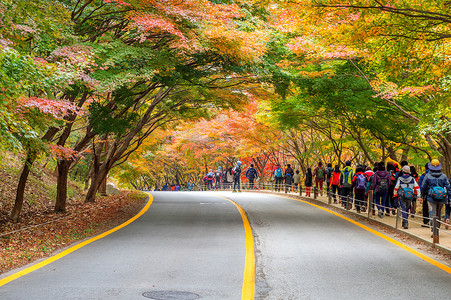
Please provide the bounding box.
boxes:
[202,161,257,193]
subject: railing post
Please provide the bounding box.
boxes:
[299,185,303,196]
[346,195,350,210]
[395,207,400,229]
[432,216,439,244]
[328,190,332,204]
[367,191,373,219]
[314,187,318,199]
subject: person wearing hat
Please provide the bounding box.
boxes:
[420,159,451,231]
[214,167,223,190]
[394,165,421,229]
[232,161,242,192]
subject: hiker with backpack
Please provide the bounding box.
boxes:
[325,163,334,197]
[339,161,355,209]
[214,167,223,190]
[386,162,399,216]
[304,168,313,197]
[313,162,326,196]
[246,164,258,190]
[394,165,421,229]
[274,164,284,192]
[371,162,391,218]
[232,161,242,192]
[206,169,215,190]
[409,165,420,217]
[365,166,377,215]
[364,166,375,211]
[420,159,451,231]
[226,167,234,189]
[330,165,341,204]
[285,164,294,193]
[293,170,301,192]
[352,166,367,213]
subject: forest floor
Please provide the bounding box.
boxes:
[0,152,148,275]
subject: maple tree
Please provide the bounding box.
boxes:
[2,0,272,221]
[266,0,451,174]
[3,0,451,224]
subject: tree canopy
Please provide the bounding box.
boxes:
[1,0,450,221]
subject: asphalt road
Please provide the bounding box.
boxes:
[1,191,451,300]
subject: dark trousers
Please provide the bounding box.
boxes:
[374,191,388,212]
[207,180,213,190]
[249,178,255,189]
[233,177,241,191]
[331,185,339,202]
[275,177,284,191]
[398,198,411,223]
[341,187,353,208]
[423,198,430,224]
[355,192,365,211]
[285,176,292,191]
[386,186,395,211]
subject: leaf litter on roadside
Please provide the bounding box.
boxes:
[0,191,148,274]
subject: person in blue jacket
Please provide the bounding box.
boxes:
[421,159,451,231]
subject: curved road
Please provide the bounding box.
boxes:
[1,191,451,299]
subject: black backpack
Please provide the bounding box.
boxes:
[378,177,388,192]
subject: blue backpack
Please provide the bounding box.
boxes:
[429,186,447,201]
[275,168,282,178]
[399,187,415,200]
[426,175,447,201]
[356,174,366,190]
[399,178,415,200]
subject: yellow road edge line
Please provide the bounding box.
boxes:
[0,192,154,287]
[216,195,255,300]
[278,194,451,274]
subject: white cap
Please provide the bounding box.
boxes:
[402,165,410,174]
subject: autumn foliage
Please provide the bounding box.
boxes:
[1,0,451,222]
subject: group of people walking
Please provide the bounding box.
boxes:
[169,158,451,232]
[278,159,451,230]
[203,161,259,192]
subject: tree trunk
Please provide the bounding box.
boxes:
[439,138,451,178]
[100,175,107,196]
[55,159,71,213]
[85,179,98,203]
[10,127,59,222]
[10,156,34,222]
[85,149,100,203]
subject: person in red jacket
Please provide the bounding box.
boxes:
[364,166,375,211]
[330,165,341,204]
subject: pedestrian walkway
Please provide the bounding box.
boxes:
[254,188,451,254]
